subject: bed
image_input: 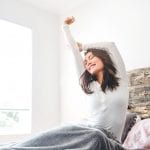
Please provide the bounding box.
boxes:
[0,67,149,150]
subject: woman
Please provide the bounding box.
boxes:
[1,17,128,150]
[62,15,129,143]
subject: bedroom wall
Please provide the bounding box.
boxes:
[60,0,150,123]
[0,0,60,143]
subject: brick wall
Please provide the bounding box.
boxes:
[127,67,150,119]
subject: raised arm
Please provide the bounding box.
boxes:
[83,42,129,86]
[62,17,85,78]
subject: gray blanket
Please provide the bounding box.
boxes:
[0,124,125,150]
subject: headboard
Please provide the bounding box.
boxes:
[127,67,150,119]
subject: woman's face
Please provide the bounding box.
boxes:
[83,52,104,75]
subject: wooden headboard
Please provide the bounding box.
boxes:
[127,67,150,119]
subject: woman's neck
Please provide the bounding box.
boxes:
[96,70,104,85]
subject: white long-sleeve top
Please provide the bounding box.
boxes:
[62,23,129,142]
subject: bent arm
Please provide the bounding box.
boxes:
[83,42,129,86]
[62,23,85,78]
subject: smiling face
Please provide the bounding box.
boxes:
[83,51,104,75]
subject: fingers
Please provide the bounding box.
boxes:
[71,16,75,22]
[69,16,75,23]
[66,16,74,20]
[64,16,75,24]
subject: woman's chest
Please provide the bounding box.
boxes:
[85,81,125,109]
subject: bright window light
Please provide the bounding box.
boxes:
[0,19,32,135]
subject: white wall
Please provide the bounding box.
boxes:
[0,0,60,143]
[60,0,150,123]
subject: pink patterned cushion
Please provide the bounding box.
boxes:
[123,118,150,149]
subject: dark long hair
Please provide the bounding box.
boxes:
[79,48,120,94]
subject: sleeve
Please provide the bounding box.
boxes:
[61,24,85,78]
[83,42,129,86]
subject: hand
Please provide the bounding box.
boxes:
[64,16,75,25]
[77,42,83,52]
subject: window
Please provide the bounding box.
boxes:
[0,19,32,135]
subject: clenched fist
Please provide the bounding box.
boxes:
[64,16,75,25]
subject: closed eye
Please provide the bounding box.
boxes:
[84,55,95,66]
[90,55,94,59]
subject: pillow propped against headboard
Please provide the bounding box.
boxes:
[123,118,150,149]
